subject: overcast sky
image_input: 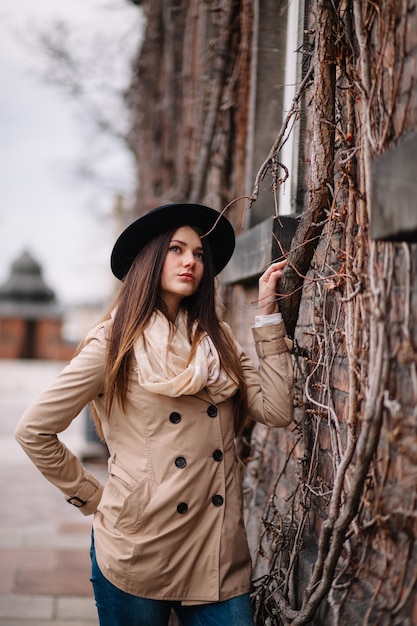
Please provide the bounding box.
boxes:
[0,0,143,305]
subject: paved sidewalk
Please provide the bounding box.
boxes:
[0,360,107,625]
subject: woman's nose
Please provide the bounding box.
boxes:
[183,252,196,267]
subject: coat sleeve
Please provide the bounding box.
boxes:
[14,323,109,515]
[240,321,294,428]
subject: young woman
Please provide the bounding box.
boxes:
[15,203,294,626]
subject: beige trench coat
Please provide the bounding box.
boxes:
[15,319,294,604]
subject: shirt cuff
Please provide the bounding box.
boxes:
[254,312,283,327]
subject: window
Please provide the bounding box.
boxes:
[246,0,308,225]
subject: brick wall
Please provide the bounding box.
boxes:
[227,2,417,622]
[0,317,75,361]
[0,318,25,359]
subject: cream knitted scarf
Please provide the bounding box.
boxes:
[133,310,238,403]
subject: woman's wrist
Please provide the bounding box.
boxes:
[256,301,279,316]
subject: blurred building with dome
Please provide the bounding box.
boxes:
[0,251,75,359]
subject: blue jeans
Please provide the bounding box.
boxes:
[90,536,254,626]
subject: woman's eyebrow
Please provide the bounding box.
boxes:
[170,238,204,252]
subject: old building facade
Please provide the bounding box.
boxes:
[126,1,417,623]
[0,251,75,361]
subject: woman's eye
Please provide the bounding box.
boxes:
[194,252,204,260]
[169,245,181,253]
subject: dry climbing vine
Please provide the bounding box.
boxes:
[247,0,417,624]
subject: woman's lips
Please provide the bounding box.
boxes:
[179,273,194,281]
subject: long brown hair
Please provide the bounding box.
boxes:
[102,226,248,433]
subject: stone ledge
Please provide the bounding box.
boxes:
[371,132,417,241]
[223,215,298,284]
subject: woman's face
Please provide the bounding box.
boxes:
[159,226,205,316]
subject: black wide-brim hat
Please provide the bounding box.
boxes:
[111,203,235,280]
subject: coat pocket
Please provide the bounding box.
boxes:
[114,479,157,536]
[109,460,157,536]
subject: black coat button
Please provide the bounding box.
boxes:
[207,405,218,418]
[177,502,188,514]
[169,412,181,424]
[212,494,224,507]
[175,456,187,469]
[213,449,223,462]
